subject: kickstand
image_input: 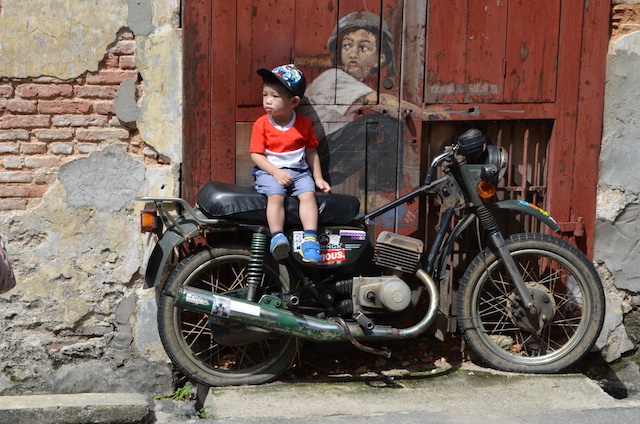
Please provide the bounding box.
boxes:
[194,382,210,411]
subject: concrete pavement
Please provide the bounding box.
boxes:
[202,366,640,423]
[1,364,639,424]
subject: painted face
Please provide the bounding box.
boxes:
[339,29,384,81]
[262,82,296,123]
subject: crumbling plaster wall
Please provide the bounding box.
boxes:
[0,0,181,395]
[594,1,640,386]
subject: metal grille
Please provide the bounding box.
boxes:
[421,120,552,328]
[374,231,424,274]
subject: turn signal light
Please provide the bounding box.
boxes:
[477,180,496,199]
[140,210,158,233]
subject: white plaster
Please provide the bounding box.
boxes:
[0,0,128,79]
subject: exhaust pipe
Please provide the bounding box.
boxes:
[172,269,439,343]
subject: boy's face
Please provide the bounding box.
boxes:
[339,28,384,81]
[262,82,298,121]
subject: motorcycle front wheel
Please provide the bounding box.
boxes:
[157,246,297,386]
[457,233,605,373]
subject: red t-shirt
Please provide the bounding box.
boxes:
[250,113,319,169]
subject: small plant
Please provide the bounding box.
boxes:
[154,385,195,401]
[196,406,213,419]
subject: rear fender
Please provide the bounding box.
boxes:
[144,213,201,288]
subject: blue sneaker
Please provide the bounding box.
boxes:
[270,233,290,260]
[299,240,321,263]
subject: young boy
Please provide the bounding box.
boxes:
[250,64,331,263]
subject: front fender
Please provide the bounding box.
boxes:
[493,200,560,232]
[434,200,560,279]
[144,213,201,288]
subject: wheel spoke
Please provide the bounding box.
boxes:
[461,235,604,371]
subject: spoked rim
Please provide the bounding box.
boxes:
[469,248,592,366]
[171,255,293,377]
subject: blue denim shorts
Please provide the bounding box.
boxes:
[254,168,316,197]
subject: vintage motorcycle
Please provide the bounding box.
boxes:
[137,129,605,387]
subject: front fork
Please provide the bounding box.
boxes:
[476,205,537,314]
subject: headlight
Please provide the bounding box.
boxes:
[489,145,509,182]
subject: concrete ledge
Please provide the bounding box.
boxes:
[0,392,149,424]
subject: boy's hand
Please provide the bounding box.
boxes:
[315,178,331,193]
[273,168,293,187]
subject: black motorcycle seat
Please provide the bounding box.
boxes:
[196,182,361,226]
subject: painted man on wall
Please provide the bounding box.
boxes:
[301,11,407,228]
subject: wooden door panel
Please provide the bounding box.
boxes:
[465,0,507,103]
[236,0,296,106]
[425,0,468,103]
[504,1,560,102]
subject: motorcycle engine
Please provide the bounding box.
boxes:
[350,231,423,314]
[353,276,412,313]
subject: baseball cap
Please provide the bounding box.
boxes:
[257,64,307,97]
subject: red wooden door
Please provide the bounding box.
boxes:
[183,0,609,256]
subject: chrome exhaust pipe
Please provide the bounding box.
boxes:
[173,269,439,342]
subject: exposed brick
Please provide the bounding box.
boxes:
[0,115,50,129]
[38,99,92,114]
[7,99,38,114]
[119,55,136,70]
[0,85,14,98]
[76,128,130,142]
[0,130,30,141]
[15,84,73,99]
[0,198,27,211]
[101,55,120,69]
[33,129,74,142]
[3,157,24,169]
[78,144,99,154]
[113,40,136,55]
[23,156,61,168]
[51,143,74,155]
[0,143,18,154]
[85,70,138,85]
[119,29,135,40]
[19,142,48,155]
[75,85,118,99]
[94,102,114,115]
[0,185,48,198]
[52,115,108,127]
[33,169,58,185]
[0,171,34,183]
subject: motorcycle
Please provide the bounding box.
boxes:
[137,129,605,387]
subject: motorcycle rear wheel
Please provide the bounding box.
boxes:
[457,233,605,373]
[157,246,297,386]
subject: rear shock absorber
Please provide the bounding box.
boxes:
[246,231,268,301]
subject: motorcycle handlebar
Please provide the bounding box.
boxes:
[425,151,454,185]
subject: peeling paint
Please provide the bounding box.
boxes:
[137,24,183,164]
[0,0,128,79]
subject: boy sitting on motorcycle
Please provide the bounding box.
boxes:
[250,64,332,263]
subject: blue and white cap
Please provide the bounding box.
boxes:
[257,64,307,97]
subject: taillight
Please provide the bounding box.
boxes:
[140,209,158,233]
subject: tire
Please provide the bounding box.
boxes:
[157,246,298,386]
[457,233,605,373]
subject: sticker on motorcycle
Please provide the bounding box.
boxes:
[517,200,551,217]
[321,248,347,264]
[339,229,366,240]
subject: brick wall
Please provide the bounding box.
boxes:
[0,30,150,211]
[612,3,640,41]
